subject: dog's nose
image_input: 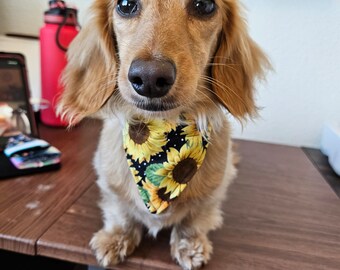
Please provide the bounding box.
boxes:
[128,59,176,98]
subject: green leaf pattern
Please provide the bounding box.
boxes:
[138,186,150,204]
[146,163,165,187]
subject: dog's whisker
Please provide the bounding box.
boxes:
[196,86,219,108]
[206,63,237,66]
[200,75,248,107]
[196,86,223,114]
[200,77,230,96]
[206,63,239,72]
[208,55,232,61]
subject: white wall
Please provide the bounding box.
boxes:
[0,0,92,36]
[0,0,339,147]
[231,0,340,147]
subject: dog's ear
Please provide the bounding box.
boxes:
[212,2,270,120]
[58,1,117,124]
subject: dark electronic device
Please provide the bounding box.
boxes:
[0,52,61,179]
[0,52,38,138]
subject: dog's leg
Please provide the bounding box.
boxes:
[90,191,143,267]
[170,202,223,270]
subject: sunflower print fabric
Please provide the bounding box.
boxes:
[123,116,210,214]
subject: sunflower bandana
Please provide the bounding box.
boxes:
[123,116,210,214]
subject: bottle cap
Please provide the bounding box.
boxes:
[44,0,78,26]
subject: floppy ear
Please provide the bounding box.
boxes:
[212,1,270,120]
[58,0,117,124]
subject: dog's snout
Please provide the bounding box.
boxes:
[128,59,176,98]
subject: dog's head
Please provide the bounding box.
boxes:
[59,0,269,124]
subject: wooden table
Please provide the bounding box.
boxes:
[1,120,340,269]
[0,119,100,255]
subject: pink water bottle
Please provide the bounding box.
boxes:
[40,0,79,126]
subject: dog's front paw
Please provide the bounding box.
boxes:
[170,231,213,270]
[90,228,141,267]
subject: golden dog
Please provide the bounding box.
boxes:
[58,0,269,269]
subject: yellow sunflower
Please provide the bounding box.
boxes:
[180,117,211,148]
[123,119,174,162]
[143,180,169,214]
[156,144,206,200]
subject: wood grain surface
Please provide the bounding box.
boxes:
[37,140,340,269]
[303,147,340,198]
[0,119,101,255]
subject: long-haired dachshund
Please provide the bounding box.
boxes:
[58,0,269,269]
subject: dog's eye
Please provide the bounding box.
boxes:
[117,0,140,17]
[189,0,216,17]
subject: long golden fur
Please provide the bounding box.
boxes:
[58,0,269,269]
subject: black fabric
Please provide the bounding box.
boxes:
[0,152,60,180]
